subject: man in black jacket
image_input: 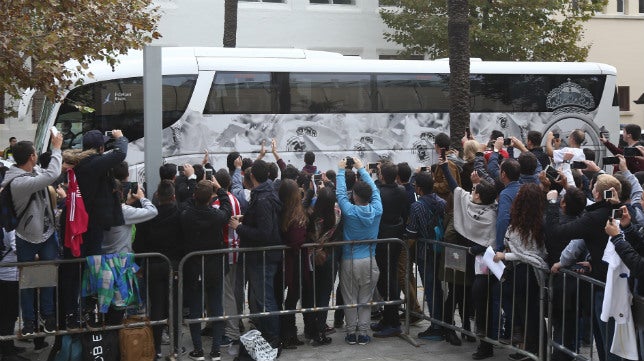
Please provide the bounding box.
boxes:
[75,129,128,255]
[229,159,282,349]
[181,179,232,360]
[371,161,408,338]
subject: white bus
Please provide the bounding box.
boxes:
[33,47,619,181]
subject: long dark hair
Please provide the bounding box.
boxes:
[310,187,337,233]
[278,179,307,232]
[509,183,545,248]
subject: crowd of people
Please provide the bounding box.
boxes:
[1,124,644,361]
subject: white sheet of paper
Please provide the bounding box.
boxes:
[483,246,506,280]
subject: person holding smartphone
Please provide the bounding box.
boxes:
[546,174,623,361]
[431,133,461,202]
[600,123,644,173]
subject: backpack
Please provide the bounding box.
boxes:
[0,173,36,232]
[52,335,82,361]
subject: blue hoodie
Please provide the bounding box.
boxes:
[336,167,383,260]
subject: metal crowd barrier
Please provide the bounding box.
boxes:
[415,238,643,361]
[0,252,174,351]
[176,237,417,351]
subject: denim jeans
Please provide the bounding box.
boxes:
[246,252,280,345]
[187,256,224,354]
[15,234,58,322]
[416,241,443,324]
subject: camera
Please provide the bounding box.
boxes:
[611,208,623,220]
[367,162,379,172]
[503,138,512,146]
[553,133,560,139]
[604,190,614,200]
[600,132,609,140]
[105,131,113,137]
[602,156,620,165]
[420,166,428,172]
[205,168,213,179]
[571,161,587,169]
[624,147,640,157]
[345,156,354,169]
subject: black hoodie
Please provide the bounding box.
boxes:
[236,180,282,248]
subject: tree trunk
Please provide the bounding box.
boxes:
[223,0,238,48]
[447,0,470,151]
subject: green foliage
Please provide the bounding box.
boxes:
[380,0,607,61]
[0,0,161,107]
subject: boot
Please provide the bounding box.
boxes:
[471,341,493,360]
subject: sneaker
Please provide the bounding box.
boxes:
[188,349,205,361]
[174,347,187,357]
[209,350,221,361]
[42,316,56,333]
[357,334,371,345]
[21,321,36,336]
[370,322,384,332]
[507,352,531,361]
[324,324,336,335]
[155,353,163,360]
[418,326,444,341]
[472,343,494,360]
[371,309,383,320]
[344,333,357,345]
[161,329,170,345]
[310,335,332,346]
[221,335,233,347]
[373,326,402,338]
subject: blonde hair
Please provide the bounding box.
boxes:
[463,140,479,162]
[594,174,621,199]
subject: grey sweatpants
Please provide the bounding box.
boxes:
[340,257,380,336]
[224,262,244,340]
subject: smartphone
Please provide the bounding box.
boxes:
[545,165,559,180]
[604,190,613,200]
[50,126,59,136]
[603,156,620,165]
[569,264,591,273]
[571,161,587,169]
[612,208,623,220]
[178,165,185,174]
[205,168,213,179]
[503,138,512,146]
[130,182,138,195]
[420,166,428,172]
[313,173,322,184]
[345,156,354,168]
[476,169,485,178]
[367,162,379,172]
[440,148,446,161]
[624,147,640,157]
[105,131,113,137]
[465,127,471,139]
[600,132,609,139]
[553,133,560,139]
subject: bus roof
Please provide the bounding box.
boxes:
[65,47,617,84]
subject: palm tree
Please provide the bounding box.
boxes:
[447,0,470,150]
[223,0,238,48]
